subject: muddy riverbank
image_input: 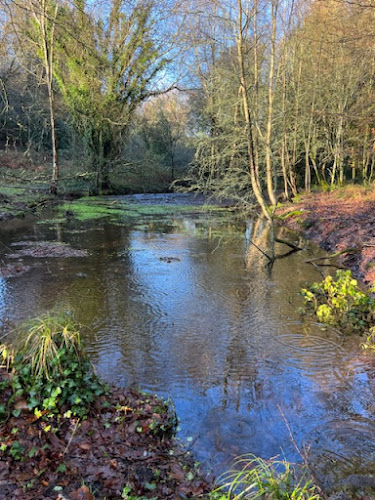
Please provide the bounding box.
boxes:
[277,187,375,285]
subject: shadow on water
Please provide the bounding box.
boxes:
[1,193,375,494]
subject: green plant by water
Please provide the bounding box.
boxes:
[300,270,375,334]
[206,455,320,499]
[0,312,107,421]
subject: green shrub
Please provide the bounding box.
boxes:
[1,313,107,419]
[207,455,320,499]
[300,270,375,333]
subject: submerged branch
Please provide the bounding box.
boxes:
[248,239,273,262]
[274,237,303,252]
[304,247,358,264]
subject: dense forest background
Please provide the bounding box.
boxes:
[0,0,374,206]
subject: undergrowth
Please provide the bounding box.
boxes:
[300,270,375,335]
[206,455,320,500]
[0,312,107,421]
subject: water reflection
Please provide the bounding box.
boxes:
[0,196,375,490]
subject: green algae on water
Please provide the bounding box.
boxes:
[53,198,231,223]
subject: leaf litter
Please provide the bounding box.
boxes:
[0,374,211,499]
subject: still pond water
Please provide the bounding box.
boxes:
[1,193,375,491]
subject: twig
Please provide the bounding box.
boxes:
[274,249,300,260]
[248,239,273,262]
[211,235,224,254]
[0,241,13,252]
[63,418,80,456]
[175,435,200,457]
[315,263,346,269]
[304,247,358,264]
[275,237,303,252]
[311,261,325,278]
[277,405,328,500]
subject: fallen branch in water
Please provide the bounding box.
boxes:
[275,237,303,252]
[304,247,358,264]
[248,239,273,262]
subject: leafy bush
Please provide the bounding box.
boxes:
[207,455,320,499]
[300,270,375,333]
[0,313,107,419]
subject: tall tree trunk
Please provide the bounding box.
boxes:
[237,0,271,220]
[265,0,278,206]
[253,0,260,181]
[33,0,59,195]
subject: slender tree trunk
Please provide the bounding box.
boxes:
[305,150,311,192]
[362,125,370,181]
[280,43,289,201]
[265,0,277,206]
[33,0,59,195]
[253,0,260,180]
[237,0,271,220]
[292,53,303,190]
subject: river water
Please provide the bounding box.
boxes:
[1,193,375,493]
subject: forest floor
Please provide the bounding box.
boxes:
[0,151,64,221]
[277,185,375,285]
[0,150,172,216]
[0,373,212,500]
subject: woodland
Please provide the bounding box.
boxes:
[0,0,374,211]
[1,2,375,499]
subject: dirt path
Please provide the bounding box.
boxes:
[277,187,375,285]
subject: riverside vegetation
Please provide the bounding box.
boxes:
[300,270,375,349]
[0,313,323,499]
[0,313,211,499]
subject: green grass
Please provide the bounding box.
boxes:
[206,455,320,500]
[20,312,83,379]
[278,209,307,220]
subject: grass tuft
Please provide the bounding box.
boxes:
[21,312,82,380]
[1,312,107,419]
[207,455,320,499]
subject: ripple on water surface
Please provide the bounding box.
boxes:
[1,196,375,492]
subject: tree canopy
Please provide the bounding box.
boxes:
[0,0,374,201]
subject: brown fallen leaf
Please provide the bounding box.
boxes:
[170,463,185,482]
[78,443,91,451]
[14,400,29,411]
[70,485,95,500]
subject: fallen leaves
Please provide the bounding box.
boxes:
[278,190,375,285]
[0,378,211,499]
[7,241,88,259]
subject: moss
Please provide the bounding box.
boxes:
[55,198,230,223]
[0,186,27,197]
[278,209,307,220]
[37,218,67,225]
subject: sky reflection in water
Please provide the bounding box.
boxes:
[1,195,375,488]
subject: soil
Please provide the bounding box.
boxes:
[277,188,375,285]
[0,373,212,500]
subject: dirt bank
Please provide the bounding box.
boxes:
[277,187,375,285]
